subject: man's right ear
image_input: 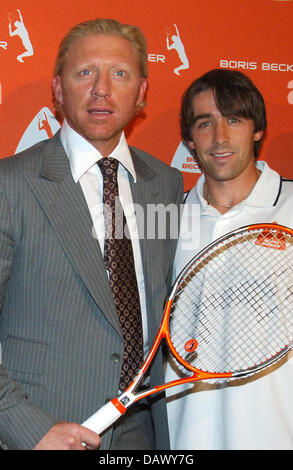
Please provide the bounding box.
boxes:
[52,76,63,104]
[187,140,195,150]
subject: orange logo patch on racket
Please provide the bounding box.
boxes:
[255,229,286,250]
[184,339,198,352]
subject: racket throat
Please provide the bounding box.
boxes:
[115,390,137,410]
[115,370,150,407]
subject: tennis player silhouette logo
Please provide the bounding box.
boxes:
[166,24,189,76]
[8,9,34,63]
[15,108,60,154]
[38,111,54,139]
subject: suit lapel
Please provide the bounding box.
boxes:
[24,134,121,335]
[129,148,159,205]
[129,149,165,335]
[129,148,160,266]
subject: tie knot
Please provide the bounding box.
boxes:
[98,157,119,178]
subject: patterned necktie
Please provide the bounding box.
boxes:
[98,157,144,391]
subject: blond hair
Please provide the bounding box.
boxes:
[54,18,148,78]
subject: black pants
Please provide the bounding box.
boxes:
[109,400,155,450]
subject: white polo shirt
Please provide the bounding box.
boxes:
[166,161,293,450]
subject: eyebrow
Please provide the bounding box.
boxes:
[192,112,243,125]
[192,113,213,124]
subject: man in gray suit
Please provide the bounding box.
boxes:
[0,18,183,450]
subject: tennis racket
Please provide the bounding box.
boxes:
[82,223,293,435]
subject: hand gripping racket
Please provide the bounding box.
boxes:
[82,223,293,435]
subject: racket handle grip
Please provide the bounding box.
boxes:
[81,399,124,435]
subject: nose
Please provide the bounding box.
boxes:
[213,120,229,145]
[91,72,111,98]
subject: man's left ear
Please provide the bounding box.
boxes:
[136,78,148,111]
[254,130,264,142]
[140,78,148,99]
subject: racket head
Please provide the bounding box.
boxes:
[165,223,293,380]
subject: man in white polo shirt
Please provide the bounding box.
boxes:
[166,69,293,450]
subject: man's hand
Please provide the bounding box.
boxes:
[34,421,100,450]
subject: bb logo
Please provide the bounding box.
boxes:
[255,228,287,250]
[171,141,201,174]
[184,339,198,353]
[165,24,189,76]
[15,108,60,154]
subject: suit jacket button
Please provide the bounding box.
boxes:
[111,353,120,363]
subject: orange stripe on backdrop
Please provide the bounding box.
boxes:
[0,0,292,190]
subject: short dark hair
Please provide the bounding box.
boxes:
[180,69,267,158]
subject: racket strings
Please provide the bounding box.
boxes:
[168,228,293,376]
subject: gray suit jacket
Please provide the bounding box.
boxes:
[0,132,183,450]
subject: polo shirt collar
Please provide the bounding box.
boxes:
[244,161,281,207]
[196,161,281,211]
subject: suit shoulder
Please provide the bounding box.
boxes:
[0,137,54,175]
[130,145,181,177]
[130,146,183,204]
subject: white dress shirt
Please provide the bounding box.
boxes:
[60,119,148,357]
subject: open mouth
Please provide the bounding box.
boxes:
[211,152,234,158]
[88,109,113,115]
